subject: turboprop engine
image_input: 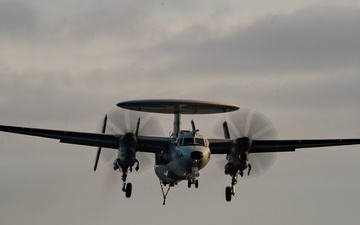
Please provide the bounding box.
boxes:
[95,107,165,198]
[116,132,138,170]
[224,137,252,176]
[214,109,279,202]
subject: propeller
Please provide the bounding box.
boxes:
[97,107,165,171]
[213,109,278,177]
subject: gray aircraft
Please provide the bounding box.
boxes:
[1,99,360,204]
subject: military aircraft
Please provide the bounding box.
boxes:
[1,99,360,205]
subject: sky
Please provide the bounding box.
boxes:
[1,0,360,224]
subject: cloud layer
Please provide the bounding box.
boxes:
[1,1,360,225]
[1,3,360,130]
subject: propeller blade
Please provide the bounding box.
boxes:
[93,148,102,171]
[135,118,140,137]
[94,114,107,171]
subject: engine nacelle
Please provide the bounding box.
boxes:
[117,132,138,168]
[122,132,137,147]
[224,137,252,175]
[236,137,252,150]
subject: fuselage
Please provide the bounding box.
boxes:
[155,131,211,185]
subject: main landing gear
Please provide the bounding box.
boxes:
[113,158,139,198]
[225,165,252,202]
[124,183,132,198]
[225,174,237,202]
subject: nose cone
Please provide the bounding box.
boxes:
[190,151,204,160]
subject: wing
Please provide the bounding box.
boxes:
[0,125,170,153]
[209,138,360,154]
[251,139,360,152]
[136,136,170,153]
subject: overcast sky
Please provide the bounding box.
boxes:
[1,0,360,224]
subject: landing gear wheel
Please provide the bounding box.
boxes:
[195,179,199,188]
[125,183,132,198]
[225,186,232,202]
[188,179,191,188]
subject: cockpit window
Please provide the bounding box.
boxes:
[181,137,206,146]
[195,138,205,146]
[183,138,194,145]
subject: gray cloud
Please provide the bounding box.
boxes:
[1,2,360,225]
[0,1,155,44]
[0,2,39,37]
[1,3,360,128]
[57,2,149,42]
[153,6,360,76]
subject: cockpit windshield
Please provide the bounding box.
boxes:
[181,137,206,146]
[183,138,194,145]
[195,138,205,146]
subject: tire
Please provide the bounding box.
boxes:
[195,179,199,188]
[225,186,232,202]
[188,179,191,188]
[125,183,132,198]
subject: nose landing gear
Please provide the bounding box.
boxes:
[187,178,199,188]
[187,163,200,188]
